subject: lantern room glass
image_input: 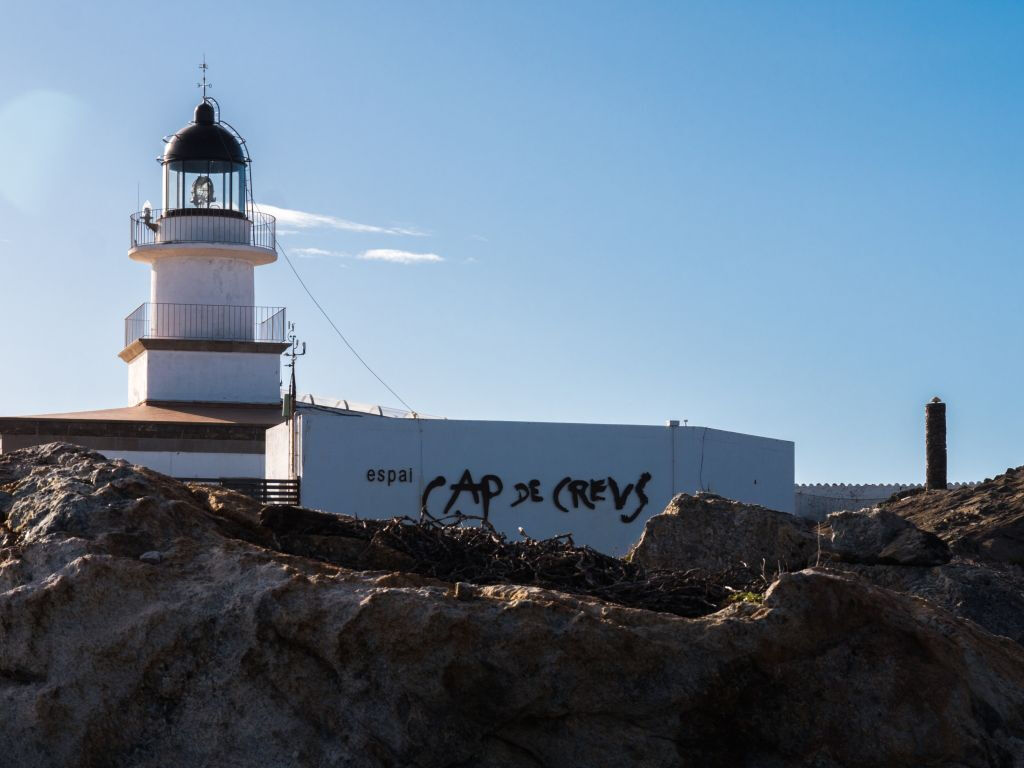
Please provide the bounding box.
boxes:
[162,160,246,213]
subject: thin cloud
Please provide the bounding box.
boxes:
[292,247,341,258]
[358,249,443,265]
[256,203,427,236]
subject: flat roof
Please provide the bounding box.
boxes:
[13,402,283,426]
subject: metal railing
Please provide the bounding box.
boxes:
[124,303,286,346]
[188,477,301,505]
[130,208,276,251]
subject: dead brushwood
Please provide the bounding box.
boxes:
[261,506,769,619]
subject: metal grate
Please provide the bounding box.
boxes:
[187,477,301,506]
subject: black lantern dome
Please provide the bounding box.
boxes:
[163,101,246,165]
[161,100,249,215]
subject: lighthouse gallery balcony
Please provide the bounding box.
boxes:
[130,208,276,252]
[124,303,286,347]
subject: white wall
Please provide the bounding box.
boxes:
[127,355,148,406]
[265,418,293,479]
[271,408,794,556]
[99,449,264,478]
[155,215,252,248]
[151,255,254,307]
[128,349,281,404]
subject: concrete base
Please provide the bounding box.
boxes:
[122,339,287,406]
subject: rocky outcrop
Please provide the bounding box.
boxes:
[629,493,951,573]
[881,467,1024,565]
[633,490,1024,650]
[1,444,1024,767]
[628,492,820,573]
[823,507,951,566]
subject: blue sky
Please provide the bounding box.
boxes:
[0,1,1021,484]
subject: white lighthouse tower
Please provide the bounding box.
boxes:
[120,93,287,406]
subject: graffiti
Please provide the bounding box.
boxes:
[444,469,504,518]
[421,470,652,524]
[551,472,652,523]
[510,479,543,508]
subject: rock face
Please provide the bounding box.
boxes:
[833,560,1024,646]
[2,444,1024,767]
[628,492,820,573]
[824,507,951,566]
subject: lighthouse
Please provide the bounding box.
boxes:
[0,81,294,492]
[120,96,288,405]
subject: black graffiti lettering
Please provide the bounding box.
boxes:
[478,475,503,519]
[528,481,544,505]
[421,475,447,516]
[511,482,531,508]
[607,477,634,510]
[510,479,543,508]
[527,479,543,503]
[425,470,651,522]
[444,469,481,515]
[441,469,504,520]
[620,472,653,523]
[568,480,595,510]
[552,477,571,513]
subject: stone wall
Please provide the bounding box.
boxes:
[795,482,978,521]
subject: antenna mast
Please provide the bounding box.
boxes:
[197,55,212,100]
[284,322,306,418]
[283,323,306,480]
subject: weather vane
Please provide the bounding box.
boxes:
[197,55,212,99]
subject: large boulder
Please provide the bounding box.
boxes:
[832,560,1024,646]
[1,443,1024,767]
[627,492,819,573]
[824,507,951,566]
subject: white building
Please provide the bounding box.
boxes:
[267,399,794,555]
[0,86,797,550]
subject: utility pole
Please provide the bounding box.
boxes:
[283,323,306,480]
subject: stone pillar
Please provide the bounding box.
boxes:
[926,397,947,490]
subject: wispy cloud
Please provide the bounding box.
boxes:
[256,203,427,236]
[290,245,442,265]
[292,247,343,258]
[358,249,444,265]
